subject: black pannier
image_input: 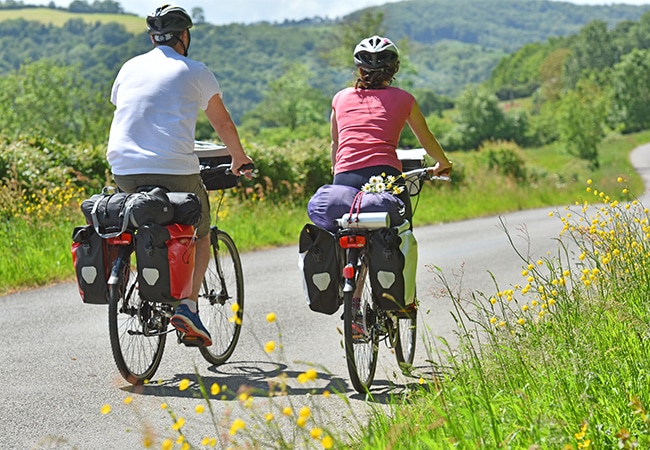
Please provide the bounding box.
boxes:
[298,223,343,315]
[71,225,109,304]
[368,220,418,310]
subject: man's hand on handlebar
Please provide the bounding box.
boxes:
[230,156,255,179]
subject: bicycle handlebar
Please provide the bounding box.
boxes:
[200,162,255,176]
[402,166,451,182]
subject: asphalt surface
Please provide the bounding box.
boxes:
[3,143,649,449]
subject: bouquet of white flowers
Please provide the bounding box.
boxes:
[361,174,404,195]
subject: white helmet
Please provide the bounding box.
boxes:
[353,36,399,71]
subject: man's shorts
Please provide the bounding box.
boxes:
[112,173,211,238]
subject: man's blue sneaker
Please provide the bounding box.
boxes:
[171,303,212,347]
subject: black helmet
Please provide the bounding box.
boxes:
[146,4,193,36]
[353,35,399,72]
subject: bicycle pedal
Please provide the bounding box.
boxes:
[176,332,203,347]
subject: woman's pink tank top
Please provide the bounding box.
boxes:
[332,86,415,174]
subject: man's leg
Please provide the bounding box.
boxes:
[190,234,211,301]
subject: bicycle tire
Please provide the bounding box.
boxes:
[393,307,417,366]
[108,251,167,384]
[343,258,379,393]
[198,228,244,365]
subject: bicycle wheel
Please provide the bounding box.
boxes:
[108,250,167,384]
[393,306,417,366]
[343,259,379,393]
[198,228,244,365]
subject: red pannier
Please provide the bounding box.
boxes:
[135,223,196,304]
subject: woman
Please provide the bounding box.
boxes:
[331,35,452,223]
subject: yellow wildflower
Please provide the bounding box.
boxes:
[171,417,185,431]
[229,418,246,435]
[322,435,334,449]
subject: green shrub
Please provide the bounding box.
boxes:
[479,140,529,182]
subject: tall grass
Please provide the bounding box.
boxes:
[353,177,650,448]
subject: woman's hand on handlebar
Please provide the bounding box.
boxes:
[432,160,453,177]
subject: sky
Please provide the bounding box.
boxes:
[47,0,650,25]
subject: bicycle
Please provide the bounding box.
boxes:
[334,166,450,393]
[102,144,253,385]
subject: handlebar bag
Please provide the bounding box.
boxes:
[135,223,196,304]
[71,225,109,305]
[298,223,343,315]
[368,220,418,310]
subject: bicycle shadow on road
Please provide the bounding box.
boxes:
[119,361,449,405]
[355,363,451,403]
[119,360,350,400]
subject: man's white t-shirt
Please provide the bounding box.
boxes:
[107,46,222,175]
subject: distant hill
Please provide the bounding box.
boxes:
[1,0,649,121]
[0,8,143,33]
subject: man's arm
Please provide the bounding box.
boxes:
[204,94,253,176]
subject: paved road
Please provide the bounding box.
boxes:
[3,144,649,449]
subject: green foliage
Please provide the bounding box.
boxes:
[1,1,648,126]
[0,59,114,145]
[240,63,329,131]
[556,77,610,169]
[610,48,650,133]
[0,134,108,197]
[479,140,530,182]
[488,42,553,100]
[441,86,529,151]
[563,20,618,89]
[238,137,332,203]
[320,10,386,70]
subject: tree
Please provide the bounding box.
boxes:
[240,63,328,131]
[563,20,617,89]
[556,77,609,169]
[539,48,569,102]
[192,7,205,24]
[0,59,113,145]
[321,11,386,70]
[610,48,650,133]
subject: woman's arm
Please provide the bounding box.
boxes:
[330,110,339,174]
[406,101,452,175]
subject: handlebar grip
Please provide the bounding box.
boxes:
[225,163,255,176]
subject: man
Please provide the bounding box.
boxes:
[107,4,253,346]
